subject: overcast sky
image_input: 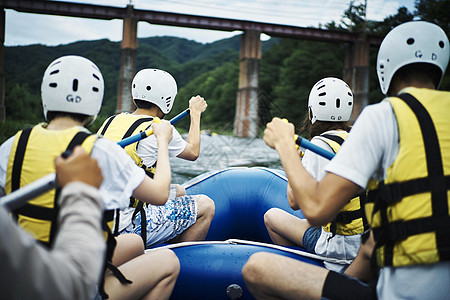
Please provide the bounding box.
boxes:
[5,0,417,46]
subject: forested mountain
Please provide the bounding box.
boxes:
[2,0,449,143]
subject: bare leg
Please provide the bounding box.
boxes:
[242,252,328,300]
[170,194,215,243]
[112,233,145,266]
[264,208,311,247]
[105,249,180,300]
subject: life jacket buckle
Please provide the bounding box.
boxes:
[380,182,403,205]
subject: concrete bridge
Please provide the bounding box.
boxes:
[0,0,382,137]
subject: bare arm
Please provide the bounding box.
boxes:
[286,148,304,210]
[177,95,207,161]
[287,183,300,210]
[132,120,173,205]
[344,231,376,282]
[264,117,361,227]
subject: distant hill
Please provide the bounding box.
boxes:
[4,35,279,123]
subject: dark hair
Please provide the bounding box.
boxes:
[298,113,351,139]
[46,111,90,123]
[133,99,166,118]
[133,99,157,110]
[388,63,441,95]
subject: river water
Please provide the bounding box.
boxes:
[170,133,283,185]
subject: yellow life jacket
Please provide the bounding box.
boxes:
[366,88,450,268]
[98,113,155,174]
[98,113,155,243]
[317,131,369,236]
[5,124,97,246]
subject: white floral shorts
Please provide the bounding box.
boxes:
[121,195,198,248]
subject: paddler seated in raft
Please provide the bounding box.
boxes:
[243,21,450,300]
[98,68,215,249]
[264,77,368,273]
[0,55,179,300]
[0,146,106,300]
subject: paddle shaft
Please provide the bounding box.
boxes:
[280,118,335,160]
[0,109,190,210]
[117,108,190,147]
[295,135,335,160]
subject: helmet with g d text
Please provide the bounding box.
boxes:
[308,77,354,124]
[132,69,178,115]
[377,21,449,95]
[41,55,104,121]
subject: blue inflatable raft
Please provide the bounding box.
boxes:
[152,167,326,300]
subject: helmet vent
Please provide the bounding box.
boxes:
[317,85,326,90]
[336,98,341,108]
[93,74,100,81]
[319,101,326,106]
[50,70,59,75]
[50,61,61,68]
[318,92,326,97]
[146,85,151,91]
[407,38,414,45]
[348,92,352,97]
[439,41,445,48]
[92,87,99,92]
[72,79,78,92]
[348,101,352,106]
[49,83,57,88]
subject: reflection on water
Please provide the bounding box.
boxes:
[170,134,283,184]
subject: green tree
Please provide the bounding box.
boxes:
[416,0,450,35]
[5,82,42,123]
[369,7,414,36]
[268,39,345,127]
[169,61,239,133]
[340,1,367,34]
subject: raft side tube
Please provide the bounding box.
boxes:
[184,167,304,243]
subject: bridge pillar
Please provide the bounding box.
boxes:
[234,30,261,138]
[0,9,5,121]
[343,38,369,123]
[116,5,137,113]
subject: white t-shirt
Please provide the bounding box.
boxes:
[301,131,337,180]
[325,93,450,298]
[0,128,145,210]
[302,130,362,272]
[135,117,187,167]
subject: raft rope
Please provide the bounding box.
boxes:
[147,239,353,265]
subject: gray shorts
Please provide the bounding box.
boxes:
[302,226,321,253]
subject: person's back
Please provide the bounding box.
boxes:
[0,55,180,300]
[0,146,106,300]
[264,77,367,272]
[98,68,215,248]
[363,22,450,297]
[244,20,450,300]
[324,21,450,299]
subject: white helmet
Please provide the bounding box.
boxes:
[308,77,354,124]
[41,55,104,120]
[132,69,178,114]
[377,21,449,95]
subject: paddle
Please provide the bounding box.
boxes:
[0,109,191,211]
[281,119,335,160]
[294,135,335,160]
